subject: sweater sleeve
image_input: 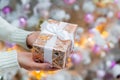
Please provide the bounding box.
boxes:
[0,16,32,75]
[0,16,32,49]
[0,50,20,76]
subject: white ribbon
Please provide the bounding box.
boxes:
[40,20,74,64]
[41,21,71,40]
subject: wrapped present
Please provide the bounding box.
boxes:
[32,19,78,69]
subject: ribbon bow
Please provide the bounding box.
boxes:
[41,21,72,41]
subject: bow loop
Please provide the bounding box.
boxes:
[41,20,71,41]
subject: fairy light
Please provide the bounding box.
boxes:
[108,42,115,48]
[6,45,18,52]
[96,24,106,33]
[29,71,44,79]
[87,37,95,47]
[101,31,109,39]
[100,51,106,58]
[28,70,57,80]
[79,37,88,48]
[74,42,79,47]
[47,71,56,74]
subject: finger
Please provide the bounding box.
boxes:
[33,63,52,70]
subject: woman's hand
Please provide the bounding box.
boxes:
[17,51,52,70]
[26,31,39,48]
[25,32,54,70]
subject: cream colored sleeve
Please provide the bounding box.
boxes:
[0,16,32,75]
[0,50,20,76]
[0,16,32,49]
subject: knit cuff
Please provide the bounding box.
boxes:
[0,50,20,75]
[9,29,32,49]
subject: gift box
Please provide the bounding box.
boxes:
[32,19,78,69]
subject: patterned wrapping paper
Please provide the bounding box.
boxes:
[32,19,78,69]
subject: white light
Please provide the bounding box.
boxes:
[100,51,106,58]
[87,38,92,42]
[73,5,80,11]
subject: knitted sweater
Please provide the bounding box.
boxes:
[0,16,31,75]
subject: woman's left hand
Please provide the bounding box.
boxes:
[26,31,39,48]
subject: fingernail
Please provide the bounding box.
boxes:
[48,64,53,69]
[46,66,51,69]
[50,64,53,67]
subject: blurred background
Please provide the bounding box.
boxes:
[1,0,120,80]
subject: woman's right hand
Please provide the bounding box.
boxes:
[17,51,52,71]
